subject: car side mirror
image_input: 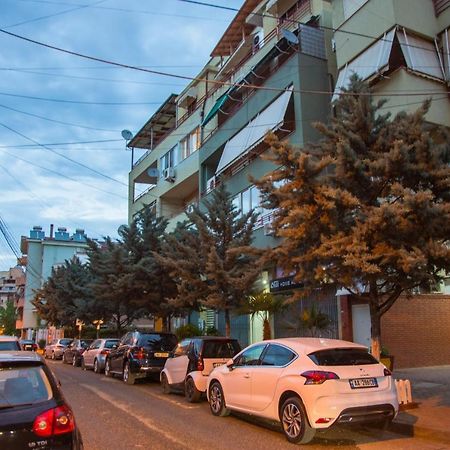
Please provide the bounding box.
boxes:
[226,358,235,370]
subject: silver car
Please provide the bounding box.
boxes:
[44,338,73,360]
[81,338,119,373]
[0,335,21,351]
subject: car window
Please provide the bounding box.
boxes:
[0,341,21,351]
[308,348,379,366]
[60,339,72,346]
[138,334,177,351]
[122,334,134,346]
[173,339,191,357]
[234,344,266,367]
[202,340,241,359]
[0,366,52,407]
[261,344,296,366]
[81,340,93,348]
[104,340,119,349]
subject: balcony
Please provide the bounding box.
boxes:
[434,0,450,15]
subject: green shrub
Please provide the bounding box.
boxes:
[38,339,46,350]
[175,324,202,340]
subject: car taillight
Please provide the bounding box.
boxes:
[132,347,146,360]
[33,405,75,437]
[301,370,339,385]
[33,344,38,350]
[197,358,204,372]
[384,368,392,376]
[100,349,110,355]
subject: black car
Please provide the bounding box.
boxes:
[105,331,177,385]
[0,351,83,450]
[62,339,93,367]
[19,339,37,351]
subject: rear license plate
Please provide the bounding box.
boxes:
[213,362,224,368]
[349,378,378,389]
[154,352,169,358]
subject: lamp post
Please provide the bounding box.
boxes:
[92,319,104,339]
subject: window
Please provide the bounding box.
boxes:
[173,339,192,357]
[181,127,201,160]
[202,340,241,359]
[104,340,119,349]
[160,145,178,178]
[261,344,296,366]
[232,185,265,217]
[308,348,378,366]
[234,344,266,366]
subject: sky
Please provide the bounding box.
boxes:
[0,0,244,270]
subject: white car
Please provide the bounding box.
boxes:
[207,338,398,445]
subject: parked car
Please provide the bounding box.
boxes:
[105,331,177,385]
[62,339,93,366]
[0,335,21,351]
[0,351,83,449]
[44,338,73,360]
[207,338,399,445]
[161,336,241,402]
[81,338,120,373]
[19,339,37,351]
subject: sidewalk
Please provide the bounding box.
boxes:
[391,365,450,445]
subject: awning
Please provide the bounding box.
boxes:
[202,91,229,126]
[216,86,293,175]
[332,28,395,101]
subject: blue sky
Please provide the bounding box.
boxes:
[0,0,243,269]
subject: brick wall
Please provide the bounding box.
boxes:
[381,294,450,368]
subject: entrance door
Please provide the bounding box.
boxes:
[352,304,371,350]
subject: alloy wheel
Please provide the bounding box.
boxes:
[282,403,302,439]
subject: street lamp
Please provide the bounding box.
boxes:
[92,319,104,339]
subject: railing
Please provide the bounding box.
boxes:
[133,184,156,203]
[433,0,450,15]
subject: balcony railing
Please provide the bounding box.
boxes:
[433,0,450,15]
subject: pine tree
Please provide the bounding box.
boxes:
[161,185,263,336]
[256,76,450,358]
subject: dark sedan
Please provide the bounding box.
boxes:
[63,339,93,367]
[0,351,83,450]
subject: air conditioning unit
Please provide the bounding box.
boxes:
[263,223,274,236]
[163,167,175,182]
[206,176,216,193]
[186,203,196,214]
[252,28,264,53]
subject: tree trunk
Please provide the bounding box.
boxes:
[224,310,231,337]
[263,317,271,340]
[369,301,381,360]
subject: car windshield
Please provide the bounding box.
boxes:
[202,340,241,358]
[0,366,52,408]
[59,339,72,346]
[81,340,93,348]
[104,340,119,349]
[308,348,379,366]
[138,334,177,351]
[0,341,21,351]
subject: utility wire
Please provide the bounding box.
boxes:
[0,28,447,97]
[0,139,122,148]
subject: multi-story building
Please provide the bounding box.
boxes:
[127,0,449,348]
[19,225,89,340]
[0,266,25,334]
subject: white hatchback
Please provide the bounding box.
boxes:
[207,338,398,445]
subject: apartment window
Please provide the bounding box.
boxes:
[232,185,266,217]
[181,127,201,160]
[160,145,177,177]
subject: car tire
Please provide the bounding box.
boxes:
[72,355,78,367]
[93,358,100,374]
[123,362,135,385]
[51,352,56,360]
[209,381,230,417]
[104,359,113,377]
[161,373,171,394]
[185,377,202,403]
[280,397,316,445]
[81,357,86,370]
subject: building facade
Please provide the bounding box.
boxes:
[127,0,450,349]
[20,226,89,340]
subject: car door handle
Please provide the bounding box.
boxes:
[244,373,250,378]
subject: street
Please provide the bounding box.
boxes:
[49,360,448,450]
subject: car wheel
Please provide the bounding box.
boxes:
[123,362,135,385]
[51,352,56,360]
[104,359,113,377]
[72,355,78,367]
[93,358,100,374]
[280,397,316,444]
[81,357,86,370]
[209,381,230,417]
[185,377,202,403]
[161,373,171,394]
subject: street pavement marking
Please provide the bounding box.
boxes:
[80,383,196,448]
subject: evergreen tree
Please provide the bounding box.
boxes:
[256,76,450,358]
[0,299,17,335]
[161,185,263,336]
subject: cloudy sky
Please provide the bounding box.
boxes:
[0,0,244,269]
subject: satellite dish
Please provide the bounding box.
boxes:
[281,28,299,45]
[147,168,159,178]
[121,129,133,141]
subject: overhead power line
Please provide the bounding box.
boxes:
[0,28,448,97]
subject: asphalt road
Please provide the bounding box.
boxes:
[48,360,446,450]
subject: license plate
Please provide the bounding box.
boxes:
[349,378,378,389]
[213,362,224,368]
[154,352,169,358]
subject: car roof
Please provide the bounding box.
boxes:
[0,335,19,341]
[189,336,238,341]
[257,338,367,354]
[0,351,43,362]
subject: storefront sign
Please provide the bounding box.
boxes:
[269,276,303,293]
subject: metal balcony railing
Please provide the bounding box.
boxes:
[433,0,450,15]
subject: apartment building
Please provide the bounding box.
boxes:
[128,0,449,347]
[19,225,89,340]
